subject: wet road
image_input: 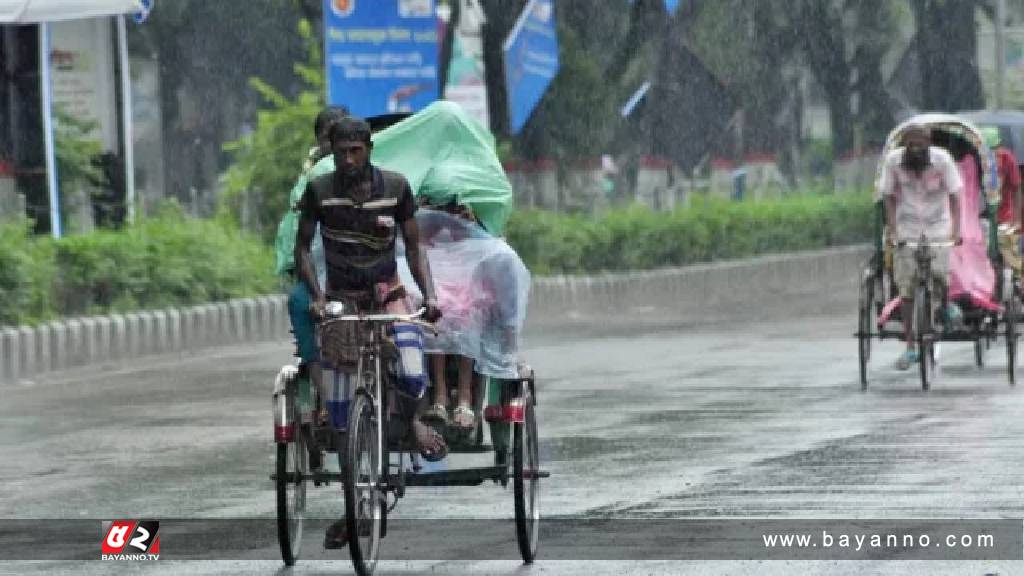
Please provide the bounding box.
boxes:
[2,305,1024,575]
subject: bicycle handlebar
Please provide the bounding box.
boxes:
[898,240,955,249]
[323,304,427,323]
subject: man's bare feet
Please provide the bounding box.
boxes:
[411,418,447,461]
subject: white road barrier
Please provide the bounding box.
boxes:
[0,245,870,384]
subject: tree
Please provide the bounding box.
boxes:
[220,21,325,241]
[911,0,985,112]
[129,1,307,214]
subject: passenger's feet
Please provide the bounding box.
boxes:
[451,404,475,430]
[323,518,348,549]
[896,349,919,371]
[412,418,448,462]
[421,403,448,425]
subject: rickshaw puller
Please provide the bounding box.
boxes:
[879,124,963,370]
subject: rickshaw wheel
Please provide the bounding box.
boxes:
[513,384,540,564]
[916,286,933,391]
[276,417,307,565]
[344,393,383,576]
[858,276,874,390]
[1007,293,1018,386]
[975,338,985,368]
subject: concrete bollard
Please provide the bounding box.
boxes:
[94,316,112,364]
[65,319,84,368]
[200,304,217,348]
[35,323,52,374]
[228,300,246,342]
[80,318,98,365]
[271,296,287,340]
[151,310,169,354]
[253,297,269,341]
[217,303,232,345]
[49,321,67,372]
[1,327,19,382]
[184,307,201,351]
[18,326,36,377]
[167,309,182,352]
[241,298,257,341]
[109,314,126,363]
[125,313,142,360]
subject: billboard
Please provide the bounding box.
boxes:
[323,0,440,118]
[503,0,559,134]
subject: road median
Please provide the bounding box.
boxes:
[0,246,869,384]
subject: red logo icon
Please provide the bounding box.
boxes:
[102,521,160,560]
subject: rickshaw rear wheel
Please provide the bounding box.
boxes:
[1007,292,1018,386]
[276,414,307,566]
[513,385,540,563]
[858,276,874,390]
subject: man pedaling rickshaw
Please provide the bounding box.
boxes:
[294,115,447,549]
[279,102,529,549]
[879,124,963,370]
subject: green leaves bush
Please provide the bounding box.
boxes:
[1,191,872,326]
[220,19,324,241]
[0,204,276,326]
[505,192,874,275]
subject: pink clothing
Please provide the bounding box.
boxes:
[948,156,997,309]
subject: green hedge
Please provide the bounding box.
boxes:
[505,192,874,275]
[1,192,872,325]
[0,206,277,326]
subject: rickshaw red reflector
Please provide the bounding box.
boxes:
[275,424,295,443]
[483,403,525,423]
[504,404,525,423]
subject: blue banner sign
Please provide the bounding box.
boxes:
[323,0,439,118]
[503,0,559,134]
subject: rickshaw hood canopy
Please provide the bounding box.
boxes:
[876,113,1000,205]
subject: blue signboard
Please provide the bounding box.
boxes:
[323,0,439,118]
[134,0,153,23]
[503,0,559,134]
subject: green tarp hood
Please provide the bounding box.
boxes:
[371,101,514,236]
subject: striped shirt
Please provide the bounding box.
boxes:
[298,165,416,293]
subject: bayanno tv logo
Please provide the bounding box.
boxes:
[101,520,160,560]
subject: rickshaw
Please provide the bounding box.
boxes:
[857,113,1021,390]
[271,101,544,575]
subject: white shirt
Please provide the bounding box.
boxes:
[879,146,963,242]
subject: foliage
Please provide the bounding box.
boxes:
[53,106,104,194]
[0,204,276,327]
[220,20,324,241]
[0,221,57,326]
[130,0,308,209]
[505,192,873,275]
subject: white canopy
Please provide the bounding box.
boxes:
[0,0,143,22]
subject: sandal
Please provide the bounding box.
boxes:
[421,403,449,425]
[451,404,475,430]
